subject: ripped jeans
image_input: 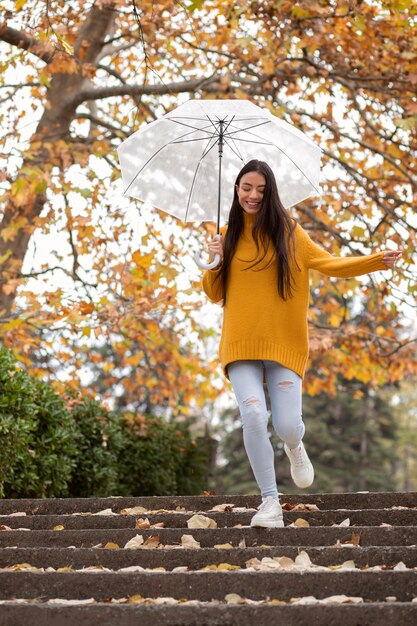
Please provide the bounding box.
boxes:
[228,360,304,499]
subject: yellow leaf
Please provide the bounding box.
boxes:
[53,525,65,531]
[293,518,310,528]
[217,563,241,571]
[15,0,28,10]
[104,542,120,549]
[187,514,217,529]
[214,543,233,549]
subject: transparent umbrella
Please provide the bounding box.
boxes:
[117,99,321,269]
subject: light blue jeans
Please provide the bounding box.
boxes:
[228,360,304,499]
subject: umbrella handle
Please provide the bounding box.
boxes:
[194,250,221,270]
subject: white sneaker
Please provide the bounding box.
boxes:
[284,441,314,488]
[250,496,284,528]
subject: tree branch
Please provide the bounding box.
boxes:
[72,75,218,105]
[0,25,54,63]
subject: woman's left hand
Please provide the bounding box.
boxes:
[382,250,402,269]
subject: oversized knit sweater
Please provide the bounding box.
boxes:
[202,211,386,379]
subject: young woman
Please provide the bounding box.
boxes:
[202,159,401,529]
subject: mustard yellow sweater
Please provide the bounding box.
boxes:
[202,211,386,379]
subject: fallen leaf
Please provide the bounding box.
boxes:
[142,535,160,548]
[214,543,233,549]
[274,556,295,569]
[181,534,200,549]
[8,512,27,517]
[350,532,361,546]
[217,563,241,571]
[238,537,246,549]
[380,523,392,527]
[94,509,117,516]
[187,514,217,529]
[47,599,96,606]
[128,595,143,604]
[124,535,144,549]
[337,518,350,527]
[175,506,187,513]
[295,551,313,568]
[393,561,407,571]
[282,503,319,511]
[104,542,119,549]
[171,566,189,573]
[152,522,165,528]
[0,525,12,531]
[118,566,145,573]
[289,518,310,528]
[321,595,363,604]
[208,503,235,512]
[53,525,65,531]
[202,491,216,496]
[291,596,319,605]
[135,518,151,529]
[120,506,148,515]
[225,593,243,604]
[56,567,74,572]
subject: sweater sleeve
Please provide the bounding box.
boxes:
[202,265,223,303]
[302,227,386,278]
[201,225,227,303]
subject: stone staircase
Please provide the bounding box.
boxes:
[0,491,416,625]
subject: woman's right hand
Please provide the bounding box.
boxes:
[207,234,224,262]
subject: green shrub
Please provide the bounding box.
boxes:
[0,345,210,498]
[0,346,77,498]
[66,394,124,497]
[0,347,36,497]
[117,415,209,496]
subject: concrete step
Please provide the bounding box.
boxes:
[0,492,416,625]
[1,508,416,529]
[0,570,416,602]
[1,545,417,570]
[1,602,416,626]
[0,491,415,515]
[1,526,416,548]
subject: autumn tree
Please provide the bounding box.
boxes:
[0,0,416,408]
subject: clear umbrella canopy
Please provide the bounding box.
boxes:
[117,99,321,227]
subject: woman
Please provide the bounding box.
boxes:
[202,159,401,529]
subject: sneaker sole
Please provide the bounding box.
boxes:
[250,520,285,529]
[291,473,314,489]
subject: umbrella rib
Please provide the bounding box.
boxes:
[168,118,218,138]
[184,134,219,222]
[240,128,320,193]
[222,135,246,162]
[123,125,216,194]
[224,120,272,137]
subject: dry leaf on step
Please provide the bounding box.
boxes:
[135,518,151,529]
[187,514,217,529]
[142,535,160,548]
[225,593,243,604]
[120,506,148,515]
[208,503,235,512]
[181,534,200,549]
[94,508,117,516]
[124,534,144,549]
[289,518,310,528]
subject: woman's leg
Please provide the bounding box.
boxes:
[228,360,278,499]
[264,361,313,488]
[263,361,304,447]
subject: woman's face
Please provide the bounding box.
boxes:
[236,171,266,214]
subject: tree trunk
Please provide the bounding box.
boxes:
[0,4,116,319]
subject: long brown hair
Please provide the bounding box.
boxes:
[217,160,297,304]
